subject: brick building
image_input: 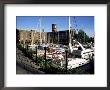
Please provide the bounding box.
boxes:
[16,24,75,45]
[47,29,75,45]
[16,29,47,45]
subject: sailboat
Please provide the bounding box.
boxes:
[68,16,94,59]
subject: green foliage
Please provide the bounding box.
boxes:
[74,29,94,44]
[36,56,45,64]
[17,43,33,59]
[78,29,88,43]
[17,43,94,74]
[88,37,94,43]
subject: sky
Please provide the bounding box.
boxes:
[16,16,94,37]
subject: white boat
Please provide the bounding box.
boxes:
[68,40,94,59]
[28,44,37,50]
[67,58,89,69]
[68,16,94,60]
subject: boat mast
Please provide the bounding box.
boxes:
[69,16,71,44]
[39,17,42,45]
[58,31,59,44]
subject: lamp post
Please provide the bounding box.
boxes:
[26,44,28,55]
[44,47,47,71]
[36,46,37,64]
[65,49,68,74]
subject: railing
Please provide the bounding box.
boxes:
[16,43,94,74]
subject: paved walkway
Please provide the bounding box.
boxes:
[16,64,32,74]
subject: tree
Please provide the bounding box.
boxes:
[16,29,20,44]
[77,29,89,44]
[89,37,94,43]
